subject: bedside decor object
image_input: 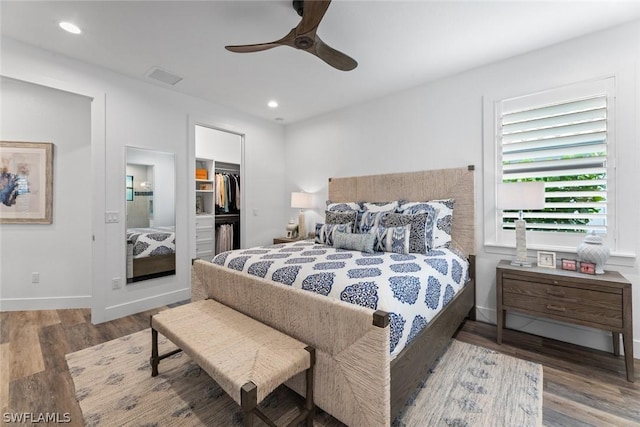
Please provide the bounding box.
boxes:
[561,258,578,271]
[576,231,610,274]
[497,181,545,267]
[537,251,556,268]
[579,261,596,275]
[286,218,297,238]
[291,191,313,241]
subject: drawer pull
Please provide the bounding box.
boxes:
[547,289,565,297]
[546,304,566,312]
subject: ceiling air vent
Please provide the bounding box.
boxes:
[146,67,183,86]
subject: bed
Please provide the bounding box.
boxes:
[193,166,475,426]
[126,226,176,282]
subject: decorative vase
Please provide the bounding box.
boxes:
[286,218,297,238]
[576,231,610,274]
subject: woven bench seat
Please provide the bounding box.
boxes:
[150,299,315,427]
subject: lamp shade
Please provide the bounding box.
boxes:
[497,182,545,210]
[290,192,313,209]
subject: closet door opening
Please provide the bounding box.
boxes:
[194,125,243,260]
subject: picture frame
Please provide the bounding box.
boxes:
[195,196,204,214]
[579,261,596,275]
[537,251,556,268]
[561,258,578,271]
[0,141,54,224]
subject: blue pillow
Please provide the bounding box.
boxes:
[315,223,352,246]
[385,212,431,254]
[333,231,375,253]
[369,225,411,254]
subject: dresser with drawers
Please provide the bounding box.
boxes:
[496,259,634,381]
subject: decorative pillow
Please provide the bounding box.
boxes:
[333,231,375,254]
[325,210,358,231]
[315,223,352,246]
[326,201,361,212]
[369,225,411,254]
[361,201,399,212]
[358,210,394,233]
[399,199,455,249]
[384,212,430,254]
[396,203,438,251]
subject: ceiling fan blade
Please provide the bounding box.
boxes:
[297,0,331,35]
[225,43,280,53]
[311,35,358,71]
[225,29,296,53]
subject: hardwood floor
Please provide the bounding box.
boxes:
[1,306,639,426]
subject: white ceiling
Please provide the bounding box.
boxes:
[3,1,640,124]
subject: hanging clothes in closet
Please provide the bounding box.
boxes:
[215,223,234,253]
[215,172,240,213]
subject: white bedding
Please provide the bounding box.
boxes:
[212,240,469,358]
[126,226,175,259]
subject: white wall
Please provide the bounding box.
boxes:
[284,21,640,356]
[195,125,242,164]
[1,38,287,322]
[0,77,92,309]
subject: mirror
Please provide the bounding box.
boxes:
[125,147,176,283]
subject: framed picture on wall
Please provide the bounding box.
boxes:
[0,141,54,224]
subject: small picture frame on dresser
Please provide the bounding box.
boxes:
[537,251,556,268]
[579,261,596,275]
[561,258,578,271]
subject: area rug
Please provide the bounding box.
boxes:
[66,331,542,426]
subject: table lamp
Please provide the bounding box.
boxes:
[291,192,313,239]
[497,181,545,267]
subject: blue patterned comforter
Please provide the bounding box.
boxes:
[212,240,470,358]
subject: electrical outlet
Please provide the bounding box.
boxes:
[32,272,40,284]
[111,277,121,289]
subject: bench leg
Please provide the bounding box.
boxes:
[241,382,257,427]
[305,346,316,426]
[150,327,159,377]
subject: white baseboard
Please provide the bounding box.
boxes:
[95,287,191,324]
[475,305,640,359]
[0,295,91,311]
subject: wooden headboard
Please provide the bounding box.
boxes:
[328,165,476,256]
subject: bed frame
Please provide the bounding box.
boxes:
[194,165,476,426]
[127,241,176,283]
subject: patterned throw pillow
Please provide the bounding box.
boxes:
[369,225,411,254]
[358,210,394,233]
[315,223,352,246]
[361,201,399,212]
[384,212,430,254]
[399,199,455,249]
[325,210,358,231]
[325,201,361,212]
[333,231,375,253]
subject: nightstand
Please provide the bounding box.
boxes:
[273,237,300,244]
[496,259,634,382]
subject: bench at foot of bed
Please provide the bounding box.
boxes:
[150,299,316,427]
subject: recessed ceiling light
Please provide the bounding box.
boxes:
[59,21,82,34]
[268,100,278,108]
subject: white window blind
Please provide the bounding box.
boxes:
[500,93,608,234]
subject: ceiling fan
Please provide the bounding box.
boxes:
[225,0,357,71]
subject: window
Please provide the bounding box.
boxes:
[126,175,134,201]
[487,78,615,250]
